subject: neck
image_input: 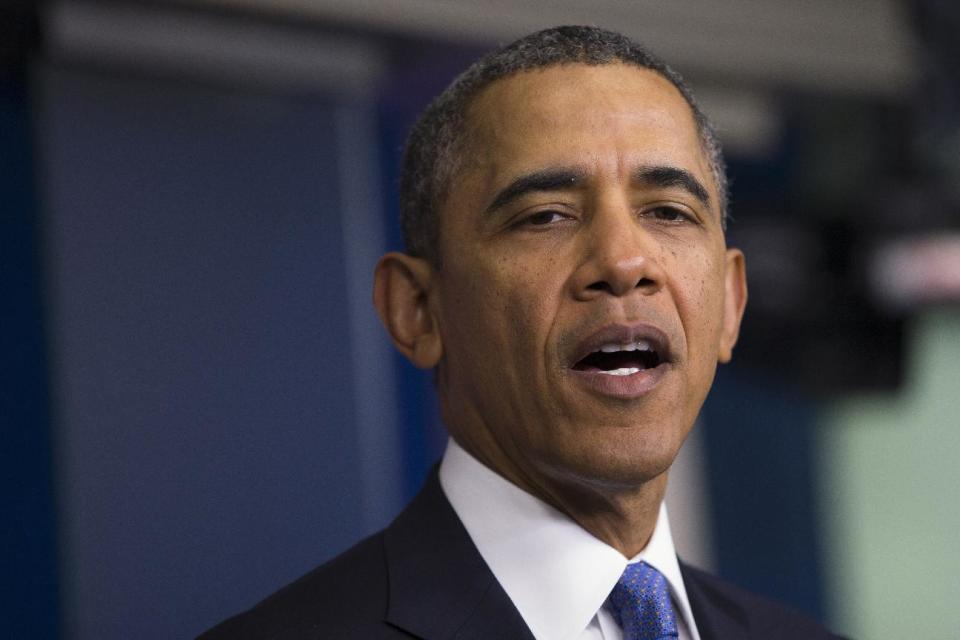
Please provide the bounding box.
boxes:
[452,434,668,559]
[524,467,668,559]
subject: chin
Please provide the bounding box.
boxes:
[542,435,680,492]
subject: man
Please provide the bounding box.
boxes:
[202,26,843,639]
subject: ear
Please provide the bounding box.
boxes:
[372,252,443,369]
[718,248,747,364]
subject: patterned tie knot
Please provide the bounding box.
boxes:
[608,561,679,640]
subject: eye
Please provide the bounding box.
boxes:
[519,210,570,227]
[644,205,695,223]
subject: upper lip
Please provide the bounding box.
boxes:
[567,322,674,368]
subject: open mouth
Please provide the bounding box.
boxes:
[573,339,663,376]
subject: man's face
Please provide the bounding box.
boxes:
[430,63,746,495]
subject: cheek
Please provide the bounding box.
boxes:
[673,248,728,353]
[440,256,555,370]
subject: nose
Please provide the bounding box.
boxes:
[571,205,666,300]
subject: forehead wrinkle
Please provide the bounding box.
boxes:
[454,64,720,225]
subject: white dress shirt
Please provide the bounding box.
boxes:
[439,438,701,640]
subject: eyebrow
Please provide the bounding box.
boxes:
[633,165,711,208]
[484,164,711,215]
[484,167,586,214]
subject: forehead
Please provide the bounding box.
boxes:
[458,63,713,198]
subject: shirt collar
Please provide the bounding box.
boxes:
[439,438,699,640]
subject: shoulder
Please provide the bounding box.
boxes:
[198,531,398,640]
[681,564,848,640]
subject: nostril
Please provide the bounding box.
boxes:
[635,277,656,289]
[586,277,655,293]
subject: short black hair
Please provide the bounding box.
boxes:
[399,25,728,266]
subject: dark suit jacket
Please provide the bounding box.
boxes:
[200,469,844,639]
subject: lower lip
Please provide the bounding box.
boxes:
[568,363,671,398]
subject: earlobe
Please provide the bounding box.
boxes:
[372,252,443,369]
[718,248,748,364]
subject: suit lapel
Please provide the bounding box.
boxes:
[382,473,759,640]
[680,561,750,640]
[383,468,535,640]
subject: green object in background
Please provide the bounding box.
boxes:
[820,308,960,640]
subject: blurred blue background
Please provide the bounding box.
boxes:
[3,1,959,638]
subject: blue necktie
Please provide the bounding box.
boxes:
[608,561,679,640]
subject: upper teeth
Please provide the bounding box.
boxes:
[598,340,653,353]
